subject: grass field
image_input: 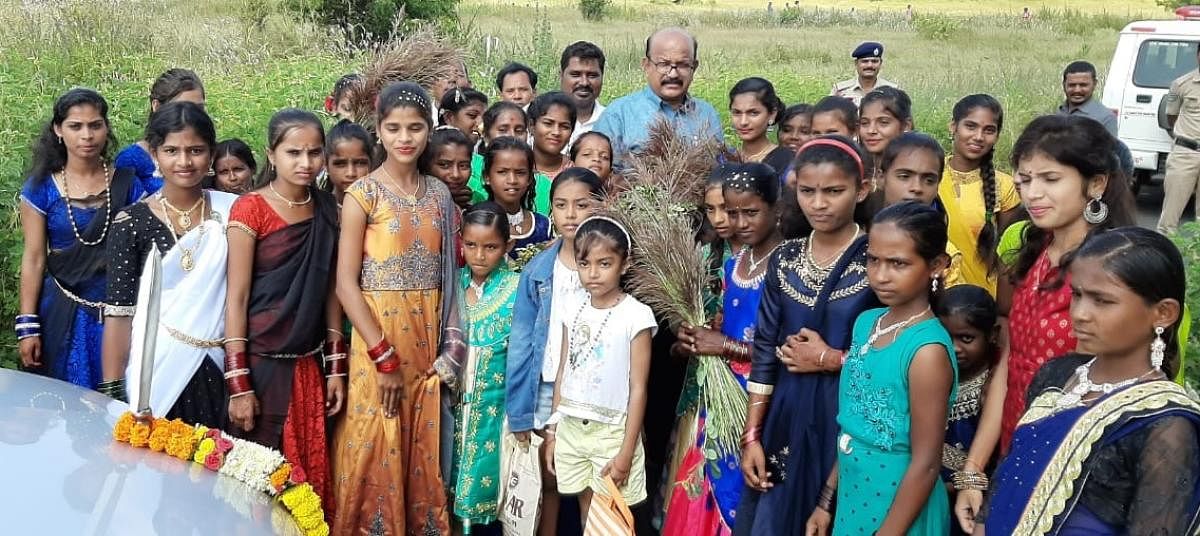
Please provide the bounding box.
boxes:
[0,0,1195,382]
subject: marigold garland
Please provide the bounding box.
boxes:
[112,411,328,535]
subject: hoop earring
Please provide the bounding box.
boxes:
[1151,326,1166,371]
[1083,194,1108,224]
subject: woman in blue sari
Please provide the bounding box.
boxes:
[18,88,147,392]
[976,227,1200,535]
[735,137,878,535]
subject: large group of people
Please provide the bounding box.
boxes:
[15,23,1200,536]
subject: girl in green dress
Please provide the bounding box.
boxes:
[454,202,522,532]
[806,201,957,536]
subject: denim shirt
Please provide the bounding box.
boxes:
[505,240,562,432]
[594,85,723,168]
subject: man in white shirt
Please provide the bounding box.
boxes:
[559,41,606,151]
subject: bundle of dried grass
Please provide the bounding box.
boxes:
[604,120,746,458]
[344,25,463,125]
[622,117,727,203]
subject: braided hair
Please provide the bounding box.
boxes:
[952,94,1004,277]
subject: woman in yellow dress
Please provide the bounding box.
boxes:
[331,81,466,535]
[940,94,1021,296]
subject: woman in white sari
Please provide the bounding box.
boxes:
[99,101,232,427]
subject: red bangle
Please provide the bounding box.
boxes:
[367,337,392,361]
[325,339,348,356]
[740,426,761,448]
[376,357,400,374]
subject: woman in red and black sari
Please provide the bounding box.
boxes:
[223,109,346,515]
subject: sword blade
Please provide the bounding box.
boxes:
[133,245,163,416]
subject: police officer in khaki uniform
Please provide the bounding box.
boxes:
[1158,49,1200,235]
[831,41,898,107]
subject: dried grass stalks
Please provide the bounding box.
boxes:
[623,117,727,203]
[345,26,464,125]
[604,120,746,458]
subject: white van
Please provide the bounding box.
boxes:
[1102,15,1200,192]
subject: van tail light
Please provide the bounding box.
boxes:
[1176,6,1200,20]
[1131,26,1157,32]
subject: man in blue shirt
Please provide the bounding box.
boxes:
[594,27,723,167]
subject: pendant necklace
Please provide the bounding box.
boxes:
[859,306,931,356]
[1055,358,1160,409]
[158,193,207,272]
[159,192,205,228]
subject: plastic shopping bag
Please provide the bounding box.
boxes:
[499,432,543,536]
[583,475,635,536]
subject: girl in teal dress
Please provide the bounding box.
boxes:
[807,202,957,536]
[454,202,522,532]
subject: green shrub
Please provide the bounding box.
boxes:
[1171,223,1200,391]
[294,0,461,44]
[580,0,610,20]
[913,13,962,41]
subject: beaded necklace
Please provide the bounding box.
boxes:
[566,294,624,369]
[57,161,112,247]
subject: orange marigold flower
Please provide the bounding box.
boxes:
[113,412,135,443]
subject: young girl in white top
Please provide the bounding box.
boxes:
[545,215,657,525]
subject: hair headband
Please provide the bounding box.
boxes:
[798,138,865,181]
[579,215,633,251]
[377,90,429,113]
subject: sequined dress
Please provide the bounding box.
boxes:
[331,176,453,536]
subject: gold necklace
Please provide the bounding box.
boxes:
[159,192,205,228]
[741,143,776,163]
[58,161,113,247]
[268,180,312,208]
[158,193,207,272]
[379,166,420,202]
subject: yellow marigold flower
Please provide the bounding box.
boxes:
[129,422,152,448]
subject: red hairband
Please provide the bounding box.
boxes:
[798,138,865,181]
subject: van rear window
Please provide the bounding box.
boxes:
[1134,40,1200,89]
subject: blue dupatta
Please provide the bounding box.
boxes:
[986,380,1200,535]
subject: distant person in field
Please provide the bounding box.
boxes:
[559,41,607,150]
[496,61,538,108]
[832,42,898,107]
[905,4,914,22]
[1021,7,1032,22]
[1158,46,1200,234]
[594,27,722,167]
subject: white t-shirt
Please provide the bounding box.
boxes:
[558,295,658,425]
[542,257,588,382]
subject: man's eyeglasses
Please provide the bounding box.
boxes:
[649,60,696,75]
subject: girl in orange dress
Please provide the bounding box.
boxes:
[331,81,466,535]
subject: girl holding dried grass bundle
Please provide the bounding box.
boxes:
[735,136,878,536]
[664,162,781,535]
